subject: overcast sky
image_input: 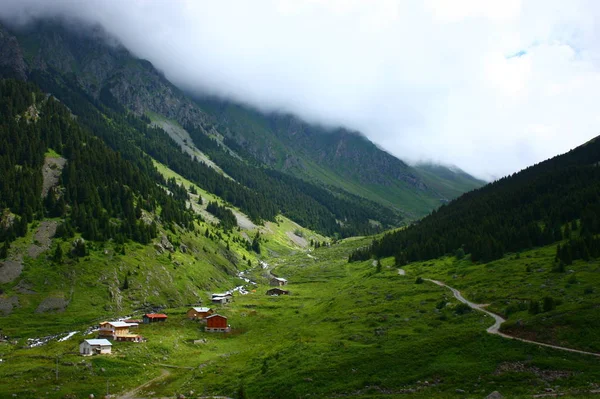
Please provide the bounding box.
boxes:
[2,0,600,180]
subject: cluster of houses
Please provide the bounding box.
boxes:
[267,275,289,296]
[79,313,167,356]
[80,275,290,356]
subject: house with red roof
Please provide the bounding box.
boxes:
[143,313,168,324]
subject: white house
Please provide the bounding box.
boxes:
[80,339,112,356]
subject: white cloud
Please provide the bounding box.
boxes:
[1,0,600,180]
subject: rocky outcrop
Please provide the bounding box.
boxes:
[35,297,69,313]
[0,25,27,80]
[0,296,19,315]
[7,22,209,130]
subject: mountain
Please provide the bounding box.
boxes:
[352,134,600,263]
[412,162,486,200]
[0,19,599,399]
[194,99,478,216]
[0,21,483,220]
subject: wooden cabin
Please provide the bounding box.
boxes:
[205,314,230,333]
[266,288,290,296]
[211,292,233,305]
[143,313,168,324]
[80,339,112,356]
[187,307,214,320]
[98,321,142,342]
[269,277,288,286]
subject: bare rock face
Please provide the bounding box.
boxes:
[0,258,23,284]
[485,391,504,399]
[160,235,175,253]
[28,220,58,259]
[0,25,28,80]
[41,156,67,198]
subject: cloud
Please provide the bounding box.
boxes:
[1,0,600,180]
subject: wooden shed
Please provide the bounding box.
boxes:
[266,288,290,296]
[143,313,168,323]
[187,307,214,320]
[211,292,233,305]
[80,339,112,356]
[205,314,230,333]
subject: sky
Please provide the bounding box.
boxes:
[2,0,600,180]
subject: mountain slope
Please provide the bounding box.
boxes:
[351,135,600,264]
[0,21,483,219]
[197,99,485,216]
[412,162,486,201]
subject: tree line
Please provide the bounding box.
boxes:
[349,136,600,264]
[0,79,195,251]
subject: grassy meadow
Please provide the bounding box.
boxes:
[2,235,600,398]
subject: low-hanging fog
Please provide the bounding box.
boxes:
[2,0,600,180]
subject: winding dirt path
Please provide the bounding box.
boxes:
[117,369,171,399]
[425,279,600,358]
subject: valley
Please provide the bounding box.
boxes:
[2,235,600,399]
[0,17,599,399]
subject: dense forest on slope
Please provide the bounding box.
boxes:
[350,137,600,263]
[184,124,400,236]
[0,21,483,222]
[0,79,193,247]
[24,68,397,237]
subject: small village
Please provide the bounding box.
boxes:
[79,275,289,357]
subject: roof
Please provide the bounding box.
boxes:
[84,339,112,346]
[191,307,212,312]
[144,313,168,319]
[102,321,132,328]
[272,277,288,282]
[206,314,227,320]
[212,292,232,298]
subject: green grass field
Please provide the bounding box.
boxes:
[2,234,600,399]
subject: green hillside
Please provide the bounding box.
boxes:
[197,100,485,217]
[413,162,486,201]
[2,235,600,398]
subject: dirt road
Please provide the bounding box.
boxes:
[425,279,600,357]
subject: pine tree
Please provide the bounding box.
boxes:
[52,244,63,264]
[0,241,9,259]
[252,231,261,254]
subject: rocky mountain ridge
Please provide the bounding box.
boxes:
[0,19,484,218]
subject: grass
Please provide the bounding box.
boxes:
[2,235,600,398]
[407,242,600,353]
[44,148,62,158]
[1,164,599,398]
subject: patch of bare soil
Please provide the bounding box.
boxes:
[27,220,58,258]
[35,297,69,313]
[233,209,256,230]
[0,257,23,284]
[286,231,308,247]
[41,156,66,198]
[494,361,575,381]
[152,120,230,176]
